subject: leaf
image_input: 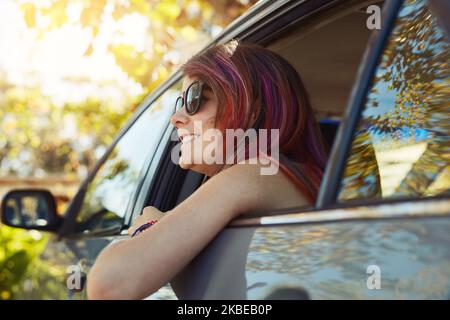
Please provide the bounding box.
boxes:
[20,3,36,28]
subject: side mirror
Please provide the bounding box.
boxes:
[1,189,63,232]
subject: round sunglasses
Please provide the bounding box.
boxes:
[175,80,205,115]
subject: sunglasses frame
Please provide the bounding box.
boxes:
[175,80,205,115]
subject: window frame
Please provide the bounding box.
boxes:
[129,0,388,223]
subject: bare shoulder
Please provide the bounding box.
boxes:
[204,158,310,216]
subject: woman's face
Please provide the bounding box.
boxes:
[171,76,222,176]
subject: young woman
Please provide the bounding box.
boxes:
[87,40,327,300]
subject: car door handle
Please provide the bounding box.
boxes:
[264,287,310,300]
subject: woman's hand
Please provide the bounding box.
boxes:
[128,206,165,236]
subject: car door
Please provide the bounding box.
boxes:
[13,77,182,299]
[126,0,375,299]
[241,0,450,299]
[136,0,449,299]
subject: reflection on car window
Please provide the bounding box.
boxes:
[338,0,449,202]
[75,81,181,233]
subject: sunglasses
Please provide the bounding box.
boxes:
[175,80,205,115]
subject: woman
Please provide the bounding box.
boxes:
[87,40,327,300]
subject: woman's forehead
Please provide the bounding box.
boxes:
[182,76,199,92]
[182,76,212,93]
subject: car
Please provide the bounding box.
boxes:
[1,0,449,300]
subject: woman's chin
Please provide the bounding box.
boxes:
[178,158,192,170]
[179,158,212,175]
[179,157,200,171]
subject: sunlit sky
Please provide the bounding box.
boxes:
[0,0,147,107]
[0,0,233,178]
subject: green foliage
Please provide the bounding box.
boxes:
[0,87,129,176]
[0,226,49,300]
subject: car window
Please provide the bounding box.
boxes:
[74,81,181,233]
[338,0,449,202]
[162,2,380,213]
[270,1,378,145]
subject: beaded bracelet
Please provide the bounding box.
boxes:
[131,219,158,238]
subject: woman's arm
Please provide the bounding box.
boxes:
[87,163,268,300]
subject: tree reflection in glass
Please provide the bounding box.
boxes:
[339,0,450,202]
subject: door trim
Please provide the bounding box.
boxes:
[229,197,450,227]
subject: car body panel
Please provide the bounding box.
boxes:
[170,198,450,299]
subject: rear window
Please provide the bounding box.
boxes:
[338,0,450,202]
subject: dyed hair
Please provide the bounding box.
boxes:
[181,40,328,202]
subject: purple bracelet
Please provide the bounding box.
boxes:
[131,220,157,237]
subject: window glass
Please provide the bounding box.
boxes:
[75,82,181,233]
[338,0,450,202]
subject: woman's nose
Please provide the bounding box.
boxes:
[170,107,189,127]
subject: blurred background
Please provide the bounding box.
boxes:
[0,0,258,299]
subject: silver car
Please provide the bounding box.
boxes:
[2,0,450,299]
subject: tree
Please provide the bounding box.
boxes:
[0,0,258,177]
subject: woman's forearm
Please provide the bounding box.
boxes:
[88,209,168,299]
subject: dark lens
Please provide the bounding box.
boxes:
[186,81,202,114]
[175,96,183,110]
